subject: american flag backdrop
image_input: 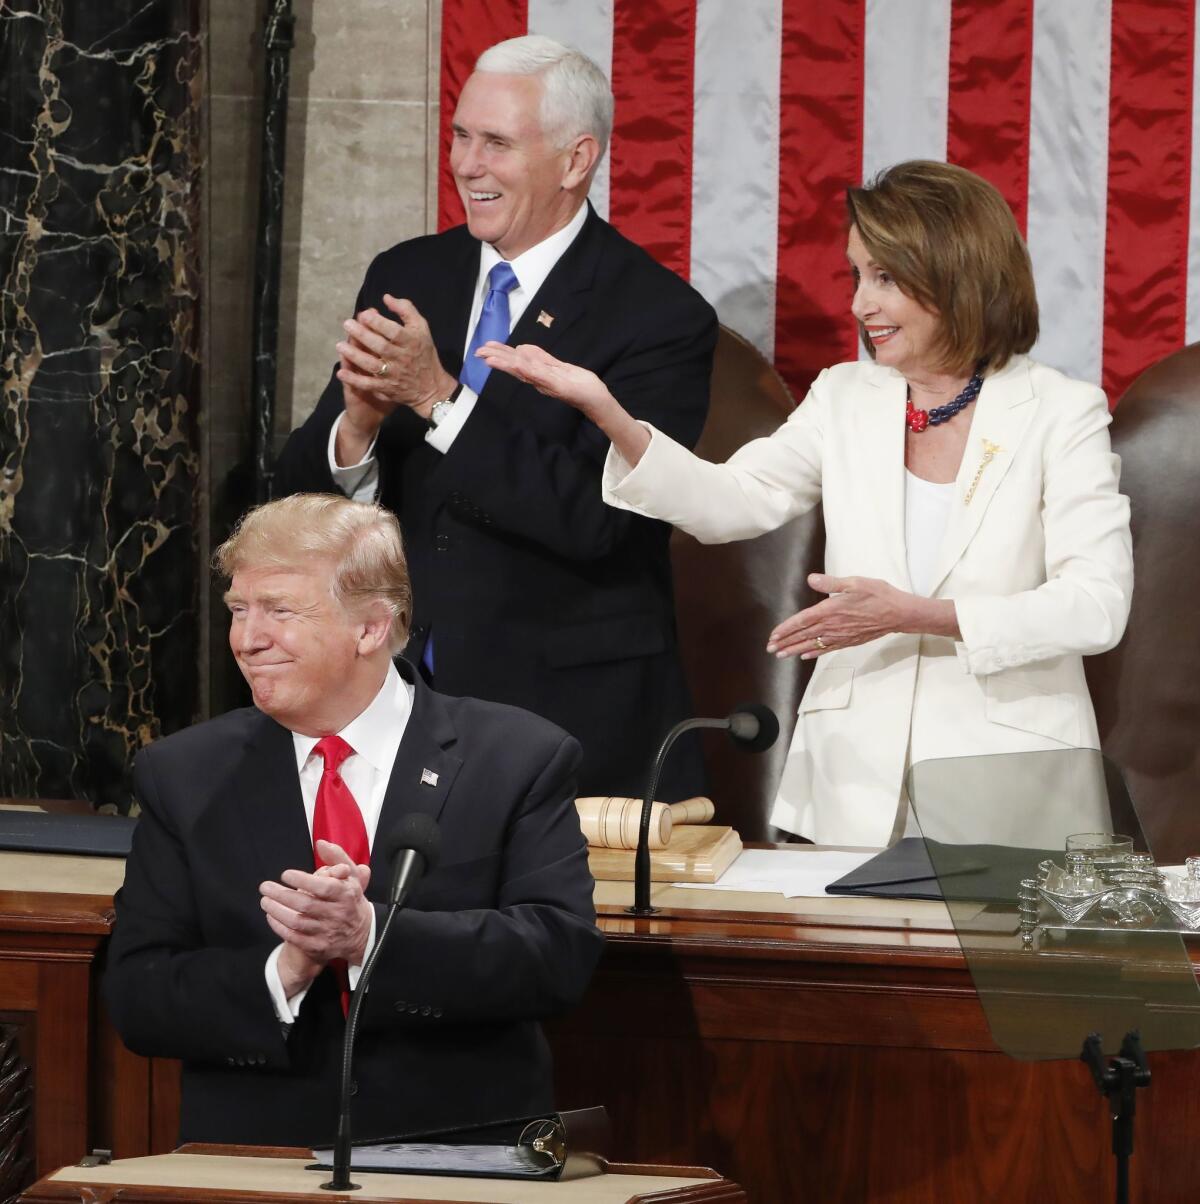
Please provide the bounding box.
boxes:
[439,0,1200,407]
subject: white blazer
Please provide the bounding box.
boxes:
[602,355,1133,846]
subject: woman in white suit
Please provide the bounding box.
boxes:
[478,161,1133,847]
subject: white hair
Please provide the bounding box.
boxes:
[475,35,614,156]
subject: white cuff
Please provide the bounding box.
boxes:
[424,385,478,453]
[601,421,660,511]
[328,414,380,502]
[265,944,311,1025]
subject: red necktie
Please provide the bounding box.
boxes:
[311,735,370,1014]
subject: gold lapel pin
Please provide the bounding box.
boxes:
[964,439,1003,506]
[420,768,438,787]
[537,310,554,328]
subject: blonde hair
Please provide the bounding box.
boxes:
[846,160,1039,375]
[214,495,412,654]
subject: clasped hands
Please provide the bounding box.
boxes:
[259,839,373,998]
[333,294,458,464]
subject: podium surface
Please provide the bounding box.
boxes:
[18,1147,745,1203]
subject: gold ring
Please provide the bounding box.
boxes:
[814,635,827,649]
[374,359,389,378]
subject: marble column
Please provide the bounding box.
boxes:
[0,1,203,812]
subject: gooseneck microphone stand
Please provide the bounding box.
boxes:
[322,815,440,1192]
[630,704,778,916]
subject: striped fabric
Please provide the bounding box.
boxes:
[439,0,1199,405]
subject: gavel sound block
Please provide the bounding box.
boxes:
[574,796,742,884]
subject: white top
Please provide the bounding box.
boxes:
[904,470,955,597]
[330,203,591,499]
[264,661,414,1021]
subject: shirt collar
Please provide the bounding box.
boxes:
[292,660,412,776]
[478,201,589,299]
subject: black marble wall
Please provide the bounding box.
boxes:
[0,0,204,812]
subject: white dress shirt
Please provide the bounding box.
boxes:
[329,203,591,501]
[264,660,414,1022]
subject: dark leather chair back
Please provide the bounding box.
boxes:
[1086,345,1200,863]
[670,327,824,840]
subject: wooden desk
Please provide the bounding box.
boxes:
[0,845,180,1202]
[6,839,1200,1202]
[18,1146,745,1203]
[547,865,1200,1203]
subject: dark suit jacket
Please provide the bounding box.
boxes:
[103,661,604,1147]
[273,208,717,801]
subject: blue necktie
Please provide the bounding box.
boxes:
[459,261,519,395]
[422,262,519,680]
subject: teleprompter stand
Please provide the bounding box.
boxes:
[900,749,1200,1204]
[1081,1030,1152,1204]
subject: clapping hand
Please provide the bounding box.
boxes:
[259,840,373,994]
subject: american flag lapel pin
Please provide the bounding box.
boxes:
[537,310,554,328]
[420,768,439,787]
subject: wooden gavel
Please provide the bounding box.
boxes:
[574,796,716,850]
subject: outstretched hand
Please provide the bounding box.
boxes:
[475,342,615,415]
[766,573,917,659]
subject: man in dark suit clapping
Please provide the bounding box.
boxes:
[273,35,716,802]
[104,494,603,1146]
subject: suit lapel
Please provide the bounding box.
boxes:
[370,660,463,897]
[477,206,603,409]
[928,357,1039,595]
[858,367,912,589]
[432,231,482,377]
[238,712,314,878]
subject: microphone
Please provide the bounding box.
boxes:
[726,703,780,753]
[630,704,779,916]
[388,813,440,906]
[323,814,441,1192]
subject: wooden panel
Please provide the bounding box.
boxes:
[32,965,89,1176]
[0,968,36,1013]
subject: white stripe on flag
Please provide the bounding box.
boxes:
[527,0,614,221]
[860,0,951,360]
[1027,0,1112,385]
[1188,3,1200,346]
[862,0,951,182]
[690,0,783,358]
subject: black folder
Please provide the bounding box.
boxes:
[310,1107,609,1182]
[825,837,1053,905]
[0,808,134,857]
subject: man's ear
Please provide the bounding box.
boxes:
[356,603,393,657]
[561,133,600,191]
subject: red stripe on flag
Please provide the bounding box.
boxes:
[947,0,1034,234]
[1103,0,1194,404]
[774,1,866,398]
[609,0,697,280]
[437,0,528,232]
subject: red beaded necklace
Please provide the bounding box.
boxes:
[905,371,984,433]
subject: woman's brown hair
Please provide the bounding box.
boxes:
[846,160,1039,375]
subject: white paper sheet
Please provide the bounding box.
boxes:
[674,848,878,898]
